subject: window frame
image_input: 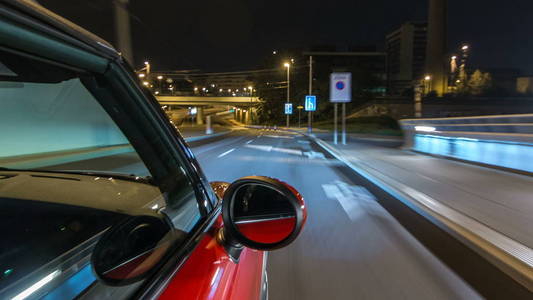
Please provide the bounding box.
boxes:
[0,7,221,297]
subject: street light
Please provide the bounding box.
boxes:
[284,62,290,127]
[138,73,145,78]
[156,75,163,90]
[423,75,432,94]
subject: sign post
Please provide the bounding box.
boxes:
[297,105,304,128]
[414,84,422,118]
[308,56,313,133]
[330,73,352,145]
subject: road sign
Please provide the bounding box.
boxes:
[284,103,293,115]
[330,73,352,103]
[305,95,317,111]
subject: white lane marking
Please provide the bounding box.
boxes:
[244,144,302,156]
[245,144,273,152]
[273,147,302,156]
[217,148,235,158]
[264,135,294,139]
[297,140,311,145]
[322,181,377,222]
[303,151,326,159]
[245,139,254,144]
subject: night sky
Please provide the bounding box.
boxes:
[39,0,533,74]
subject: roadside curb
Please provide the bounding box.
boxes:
[279,127,533,292]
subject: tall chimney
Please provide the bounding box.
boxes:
[425,0,448,96]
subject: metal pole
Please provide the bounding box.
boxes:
[342,103,346,145]
[113,0,134,64]
[308,55,313,133]
[286,65,290,128]
[333,104,338,144]
[415,85,422,118]
[298,108,301,128]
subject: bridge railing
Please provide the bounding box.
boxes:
[400,114,533,173]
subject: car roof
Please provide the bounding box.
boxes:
[2,0,120,60]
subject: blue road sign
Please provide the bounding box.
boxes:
[284,103,293,115]
[305,95,317,111]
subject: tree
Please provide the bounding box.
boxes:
[467,69,492,95]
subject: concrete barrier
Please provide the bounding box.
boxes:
[400,114,533,174]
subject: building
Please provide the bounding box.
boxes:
[516,76,533,94]
[386,22,428,95]
[425,0,448,96]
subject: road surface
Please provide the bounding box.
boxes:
[190,128,483,300]
[28,127,530,298]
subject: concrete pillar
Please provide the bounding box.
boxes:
[113,0,133,64]
[196,107,204,125]
[244,110,250,125]
[206,115,213,134]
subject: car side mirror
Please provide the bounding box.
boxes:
[91,214,177,286]
[221,176,307,251]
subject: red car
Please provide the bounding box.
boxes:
[0,1,307,299]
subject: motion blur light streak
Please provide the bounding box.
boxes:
[12,270,61,300]
[414,126,436,132]
[414,135,533,173]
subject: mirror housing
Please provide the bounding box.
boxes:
[91,214,176,286]
[221,176,307,251]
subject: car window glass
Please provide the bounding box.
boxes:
[0,49,201,299]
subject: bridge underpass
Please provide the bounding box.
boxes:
[156,95,262,125]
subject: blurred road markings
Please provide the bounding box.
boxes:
[322,181,377,222]
[217,148,235,158]
[303,151,326,159]
[244,144,302,156]
[264,135,294,139]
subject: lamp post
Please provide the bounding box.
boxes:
[284,62,290,128]
[157,75,163,93]
[248,86,254,124]
[424,75,432,94]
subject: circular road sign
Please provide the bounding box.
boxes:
[335,81,345,90]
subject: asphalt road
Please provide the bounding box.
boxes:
[190,129,484,300]
[39,127,530,298]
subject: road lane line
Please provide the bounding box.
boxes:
[217,148,235,158]
[322,182,377,222]
[246,139,254,144]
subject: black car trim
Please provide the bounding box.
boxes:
[2,0,118,59]
[0,6,108,73]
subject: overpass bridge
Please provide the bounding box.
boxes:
[156,96,261,106]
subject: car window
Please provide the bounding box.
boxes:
[0,49,201,299]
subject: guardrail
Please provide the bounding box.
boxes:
[400,114,533,174]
